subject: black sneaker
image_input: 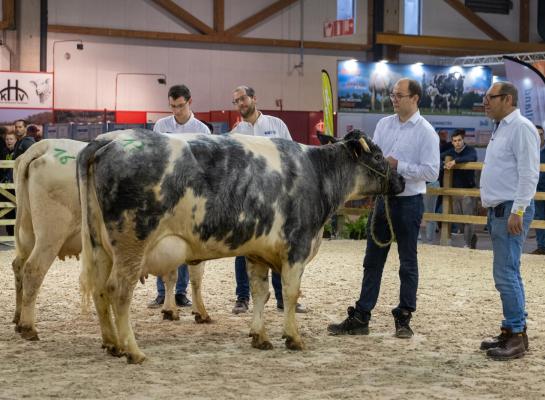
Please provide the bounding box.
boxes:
[232,298,249,314]
[327,306,370,335]
[175,293,192,307]
[392,307,413,338]
[147,296,164,309]
[277,302,308,313]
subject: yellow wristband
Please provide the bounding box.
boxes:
[515,210,524,217]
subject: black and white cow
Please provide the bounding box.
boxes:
[78,129,405,363]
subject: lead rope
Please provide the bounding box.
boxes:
[367,164,396,248]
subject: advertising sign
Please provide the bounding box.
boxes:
[0,71,53,109]
[337,60,492,115]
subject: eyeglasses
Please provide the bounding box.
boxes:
[232,95,249,105]
[169,102,188,109]
[483,94,506,103]
[389,92,412,101]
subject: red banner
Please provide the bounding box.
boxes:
[323,18,354,38]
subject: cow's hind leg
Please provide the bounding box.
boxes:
[246,260,272,350]
[16,247,60,340]
[281,262,306,350]
[84,246,121,357]
[161,269,179,321]
[107,251,146,364]
[188,262,211,323]
[12,255,25,328]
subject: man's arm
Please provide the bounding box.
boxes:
[453,146,477,163]
[397,129,440,182]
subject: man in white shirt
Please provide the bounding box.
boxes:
[479,82,540,360]
[328,78,439,338]
[229,85,305,315]
[148,84,211,309]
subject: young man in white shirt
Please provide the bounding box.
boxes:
[229,85,305,315]
[479,82,540,360]
[328,78,439,338]
[148,84,211,309]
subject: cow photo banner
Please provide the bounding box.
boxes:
[0,71,53,109]
[337,60,492,115]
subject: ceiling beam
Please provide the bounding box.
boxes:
[214,0,224,33]
[519,0,530,42]
[400,46,497,57]
[151,0,214,35]
[48,24,370,52]
[224,0,298,37]
[443,0,508,41]
[376,32,545,53]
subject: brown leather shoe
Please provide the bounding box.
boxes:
[486,329,527,360]
[530,248,545,255]
[480,327,529,351]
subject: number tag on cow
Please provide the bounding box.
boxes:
[53,148,76,164]
[121,139,144,152]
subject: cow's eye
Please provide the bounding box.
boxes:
[374,154,382,161]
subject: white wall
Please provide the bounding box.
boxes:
[47,0,369,112]
[36,0,545,112]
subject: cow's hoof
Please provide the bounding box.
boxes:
[102,343,124,358]
[283,335,304,351]
[161,309,180,321]
[13,314,20,325]
[19,326,39,341]
[194,313,212,324]
[14,324,22,333]
[250,335,273,350]
[126,352,146,364]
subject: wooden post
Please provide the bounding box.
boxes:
[440,156,453,245]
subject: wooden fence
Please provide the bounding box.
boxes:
[339,160,545,246]
[0,160,15,243]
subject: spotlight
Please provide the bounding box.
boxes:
[76,43,84,50]
[157,78,167,85]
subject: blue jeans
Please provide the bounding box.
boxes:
[488,201,534,333]
[535,200,545,249]
[156,264,189,297]
[356,195,424,314]
[424,181,439,242]
[235,256,282,303]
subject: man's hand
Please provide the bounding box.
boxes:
[444,160,456,170]
[386,156,398,170]
[507,213,523,235]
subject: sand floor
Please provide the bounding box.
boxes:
[1,240,545,400]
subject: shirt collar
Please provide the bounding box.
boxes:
[397,109,420,126]
[174,112,194,126]
[499,109,520,126]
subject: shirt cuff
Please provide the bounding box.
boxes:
[511,202,530,215]
[397,160,407,175]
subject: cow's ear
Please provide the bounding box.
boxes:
[317,133,337,145]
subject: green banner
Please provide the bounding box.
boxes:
[321,69,334,137]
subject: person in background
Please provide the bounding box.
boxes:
[479,82,539,360]
[531,125,545,255]
[148,84,211,309]
[441,129,478,249]
[13,120,35,160]
[328,78,439,339]
[26,124,42,142]
[230,85,306,315]
[2,131,18,236]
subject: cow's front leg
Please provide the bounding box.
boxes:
[161,269,179,321]
[246,260,272,350]
[281,262,306,350]
[188,262,211,323]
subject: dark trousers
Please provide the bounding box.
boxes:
[356,195,424,314]
[235,256,282,303]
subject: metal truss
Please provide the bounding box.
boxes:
[453,52,545,66]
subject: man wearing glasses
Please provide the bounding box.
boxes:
[148,84,211,309]
[479,82,540,360]
[328,78,439,339]
[229,85,305,315]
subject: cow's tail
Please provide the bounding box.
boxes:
[77,139,112,314]
[13,141,51,258]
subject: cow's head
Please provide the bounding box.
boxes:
[335,129,405,197]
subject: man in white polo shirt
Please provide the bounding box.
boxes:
[148,84,211,309]
[229,85,305,315]
[479,81,540,360]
